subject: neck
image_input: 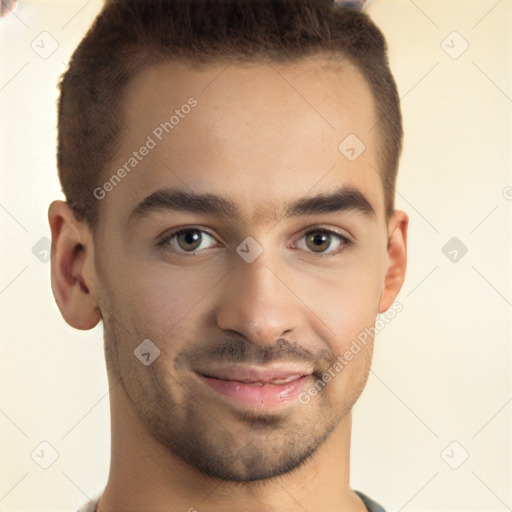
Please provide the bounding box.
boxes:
[97,377,366,512]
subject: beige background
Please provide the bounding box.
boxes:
[0,1,510,510]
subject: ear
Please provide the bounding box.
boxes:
[378,210,408,313]
[48,200,102,330]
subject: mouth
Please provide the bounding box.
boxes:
[195,365,313,408]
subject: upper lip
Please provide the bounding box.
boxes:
[198,365,313,384]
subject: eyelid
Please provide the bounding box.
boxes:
[292,220,354,241]
[289,226,353,257]
[294,224,353,242]
[157,224,353,256]
[157,224,217,240]
[157,225,222,254]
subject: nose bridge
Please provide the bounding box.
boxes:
[215,252,300,345]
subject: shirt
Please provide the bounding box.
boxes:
[77,490,386,511]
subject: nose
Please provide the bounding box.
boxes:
[215,254,304,347]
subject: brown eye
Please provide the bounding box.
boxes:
[176,229,203,251]
[294,228,351,256]
[159,228,218,253]
[305,231,332,253]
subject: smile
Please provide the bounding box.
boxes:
[195,365,313,408]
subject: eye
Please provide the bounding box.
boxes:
[157,226,352,258]
[158,227,219,254]
[293,228,352,257]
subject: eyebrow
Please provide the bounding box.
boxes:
[128,185,376,224]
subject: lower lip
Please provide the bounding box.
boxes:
[198,374,311,408]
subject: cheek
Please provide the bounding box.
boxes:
[113,261,228,339]
[312,263,379,404]
[297,254,384,354]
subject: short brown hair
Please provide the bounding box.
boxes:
[57,0,402,227]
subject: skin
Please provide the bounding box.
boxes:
[48,57,408,512]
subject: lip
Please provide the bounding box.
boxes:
[196,365,313,408]
[199,364,312,383]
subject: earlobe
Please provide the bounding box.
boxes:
[48,200,102,330]
[378,210,408,313]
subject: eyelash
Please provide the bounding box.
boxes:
[157,226,353,259]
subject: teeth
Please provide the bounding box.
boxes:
[269,375,301,385]
[236,375,302,386]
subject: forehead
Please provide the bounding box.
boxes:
[99,57,384,227]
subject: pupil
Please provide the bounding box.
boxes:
[179,230,201,250]
[308,232,330,252]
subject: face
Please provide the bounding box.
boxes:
[89,57,394,481]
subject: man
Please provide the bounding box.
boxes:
[48,0,408,510]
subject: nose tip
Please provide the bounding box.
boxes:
[215,263,302,347]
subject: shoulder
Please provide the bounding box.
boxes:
[354,490,387,512]
[76,494,101,512]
